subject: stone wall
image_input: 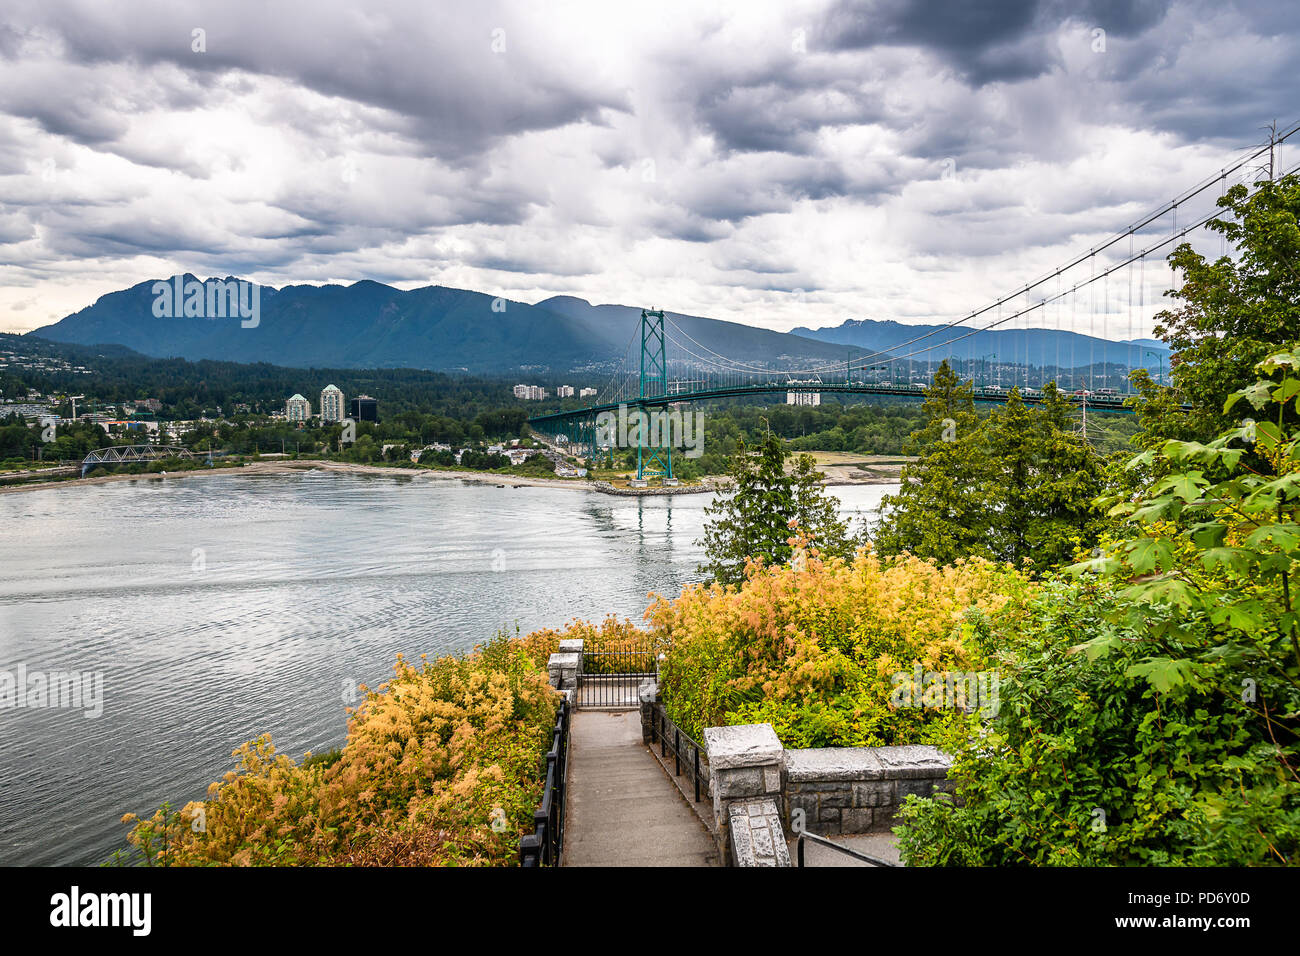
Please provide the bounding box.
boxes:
[783,745,954,835]
[698,722,956,864]
[638,680,658,743]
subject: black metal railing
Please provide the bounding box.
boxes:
[578,646,656,709]
[519,697,570,866]
[649,703,710,802]
[795,830,899,867]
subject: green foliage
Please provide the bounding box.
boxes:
[875,362,1108,574]
[872,362,990,564]
[1138,173,1300,447]
[897,349,1300,866]
[697,432,851,585]
[654,547,1032,747]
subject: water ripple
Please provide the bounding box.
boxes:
[0,472,895,865]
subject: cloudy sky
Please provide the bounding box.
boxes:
[0,0,1295,337]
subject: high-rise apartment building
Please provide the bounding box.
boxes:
[320,384,345,422]
[286,393,311,421]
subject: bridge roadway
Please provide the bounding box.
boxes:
[528,381,1138,430]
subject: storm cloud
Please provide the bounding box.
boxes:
[0,0,1294,338]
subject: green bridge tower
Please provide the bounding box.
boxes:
[636,308,674,482]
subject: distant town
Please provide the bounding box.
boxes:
[513,384,598,400]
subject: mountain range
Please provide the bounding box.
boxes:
[790,318,1167,368]
[27,276,1168,375]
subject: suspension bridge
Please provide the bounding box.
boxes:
[530,127,1297,482]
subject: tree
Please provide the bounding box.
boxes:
[877,365,1106,574]
[1020,383,1110,569]
[897,349,1300,865]
[1141,173,1300,445]
[983,384,1108,572]
[698,432,849,586]
[874,361,992,565]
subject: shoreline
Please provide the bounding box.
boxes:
[0,458,903,496]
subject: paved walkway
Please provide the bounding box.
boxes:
[563,710,720,867]
[789,832,902,867]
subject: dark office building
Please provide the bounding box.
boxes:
[349,395,378,422]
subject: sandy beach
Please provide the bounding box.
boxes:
[0,453,908,496]
[0,459,596,495]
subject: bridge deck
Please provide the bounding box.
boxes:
[562,710,719,867]
[529,381,1147,428]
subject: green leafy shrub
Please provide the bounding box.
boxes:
[897,349,1300,865]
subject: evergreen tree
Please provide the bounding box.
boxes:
[982,388,1036,562]
[874,361,992,564]
[877,366,1106,573]
[698,432,849,586]
[1027,382,1109,564]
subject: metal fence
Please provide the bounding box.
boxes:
[578,644,656,709]
[519,697,570,866]
[649,703,710,802]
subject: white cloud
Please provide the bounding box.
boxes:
[0,0,1292,340]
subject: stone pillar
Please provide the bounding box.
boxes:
[727,798,792,867]
[547,653,579,693]
[638,680,659,743]
[548,639,583,693]
[703,723,784,864]
[557,638,584,672]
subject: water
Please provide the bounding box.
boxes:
[0,471,897,865]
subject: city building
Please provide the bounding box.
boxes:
[349,395,378,422]
[513,384,547,400]
[579,387,597,398]
[286,393,311,422]
[556,385,575,398]
[786,391,821,406]
[319,384,345,422]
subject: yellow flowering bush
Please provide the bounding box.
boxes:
[513,615,662,673]
[651,544,1035,747]
[119,635,560,866]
